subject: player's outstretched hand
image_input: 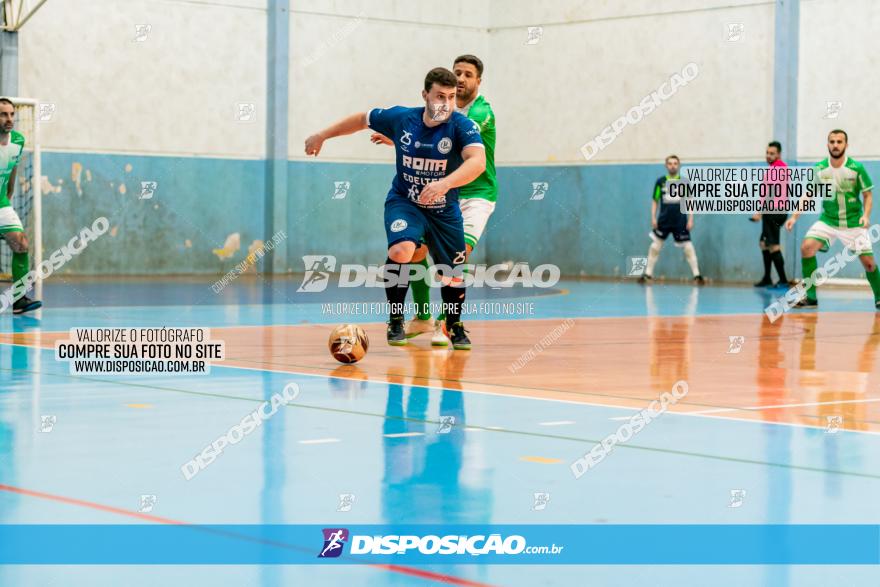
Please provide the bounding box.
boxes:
[304,134,325,156]
[749,214,760,222]
[419,180,450,206]
[370,133,393,146]
[859,214,870,228]
[784,218,796,232]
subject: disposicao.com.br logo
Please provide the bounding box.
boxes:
[297,255,560,292]
[317,529,563,558]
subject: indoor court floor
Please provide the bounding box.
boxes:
[0,277,878,586]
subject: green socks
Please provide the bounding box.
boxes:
[411,258,432,320]
[867,266,880,302]
[11,251,28,285]
[802,256,818,301]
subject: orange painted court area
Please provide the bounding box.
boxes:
[8,311,878,433]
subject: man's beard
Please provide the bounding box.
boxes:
[457,87,475,103]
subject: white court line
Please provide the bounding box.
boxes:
[298,438,341,445]
[609,397,880,420]
[383,432,425,438]
[538,420,576,426]
[131,362,880,436]
[7,343,880,436]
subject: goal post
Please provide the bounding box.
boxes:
[0,97,42,292]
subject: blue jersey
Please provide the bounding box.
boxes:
[367,106,484,209]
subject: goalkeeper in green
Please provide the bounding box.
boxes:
[371,54,497,346]
[0,98,41,314]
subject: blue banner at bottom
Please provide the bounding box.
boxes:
[0,524,877,565]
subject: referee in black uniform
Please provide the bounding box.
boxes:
[751,141,789,287]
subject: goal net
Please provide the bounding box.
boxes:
[0,98,42,283]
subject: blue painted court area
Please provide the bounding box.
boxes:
[1,278,878,586]
[5,275,880,326]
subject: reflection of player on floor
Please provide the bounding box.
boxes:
[645,286,696,393]
[785,129,880,308]
[0,98,41,314]
[372,55,497,347]
[304,68,486,349]
[751,141,790,287]
[638,155,704,285]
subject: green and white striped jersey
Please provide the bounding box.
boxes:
[0,130,25,209]
[814,157,873,228]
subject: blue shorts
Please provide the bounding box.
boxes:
[384,195,466,268]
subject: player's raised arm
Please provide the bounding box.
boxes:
[304,112,369,156]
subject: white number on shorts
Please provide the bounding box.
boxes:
[453,250,466,264]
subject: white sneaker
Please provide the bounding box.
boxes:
[405,316,434,338]
[431,319,449,347]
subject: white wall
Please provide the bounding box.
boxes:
[290,2,488,161]
[19,0,267,158]
[22,0,880,167]
[487,0,776,165]
[798,0,880,161]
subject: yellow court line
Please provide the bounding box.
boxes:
[519,456,562,464]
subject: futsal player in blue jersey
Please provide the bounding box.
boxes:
[304,67,486,349]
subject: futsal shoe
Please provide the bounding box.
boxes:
[448,322,471,351]
[13,296,42,315]
[386,317,407,346]
[637,274,653,284]
[405,316,434,338]
[794,298,818,309]
[693,275,706,285]
[431,319,449,347]
[754,278,773,287]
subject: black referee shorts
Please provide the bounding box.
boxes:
[760,213,787,247]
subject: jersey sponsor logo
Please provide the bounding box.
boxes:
[390,219,408,232]
[402,173,436,186]
[399,130,412,146]
[438,137,452,154]
[415,141,434,149]
[402,155,447,172]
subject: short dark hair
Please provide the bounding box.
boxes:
[453,54,484,77]
[768,141,782,152]
[424,67,457,92]
[666,154,680,163]
[0,98,14,109]
[829,129,848,142]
